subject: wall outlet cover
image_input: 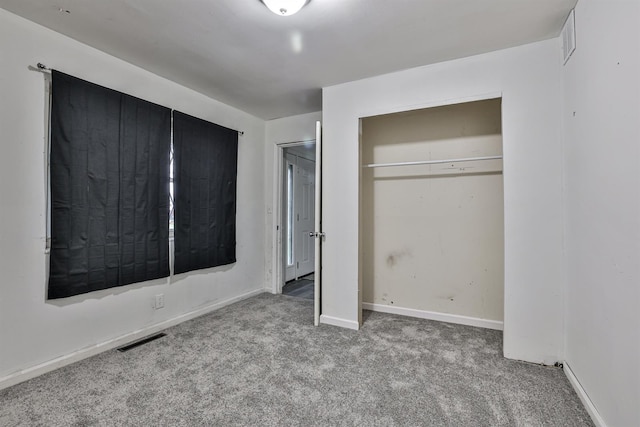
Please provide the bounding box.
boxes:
[154,294,165,309]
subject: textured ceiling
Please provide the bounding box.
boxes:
[0,0,576,119]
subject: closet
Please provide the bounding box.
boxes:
[360,98,504,326]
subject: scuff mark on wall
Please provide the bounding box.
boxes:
[386,249,412,268]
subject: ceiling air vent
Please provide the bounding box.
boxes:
[561,9,576,65]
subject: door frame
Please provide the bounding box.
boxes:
[271,139,316,295]
[283,152,297,283]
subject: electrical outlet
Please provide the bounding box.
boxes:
[154,294,165,309]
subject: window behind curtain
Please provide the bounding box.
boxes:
[172,111,238,274]
[48,71,171,299]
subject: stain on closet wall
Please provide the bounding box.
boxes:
[360,98,504,322]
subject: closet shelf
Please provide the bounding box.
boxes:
[363,155,503,169]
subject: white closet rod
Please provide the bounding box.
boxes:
[364,155,503,169]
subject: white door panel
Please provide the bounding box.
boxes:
[296,157,315,277]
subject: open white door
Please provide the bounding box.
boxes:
[312,121,323,326]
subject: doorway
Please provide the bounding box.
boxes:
[280,142,316,300]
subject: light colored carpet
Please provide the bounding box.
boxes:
[0,293,592,426]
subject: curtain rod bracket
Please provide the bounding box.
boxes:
[29,62,51,74]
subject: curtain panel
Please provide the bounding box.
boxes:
[173,111,238,274]
[48,71,170,299]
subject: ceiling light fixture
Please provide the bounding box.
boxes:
[261,0,309,16]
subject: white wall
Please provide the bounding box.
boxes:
[361,100,504,323]
[264,112,321,292]
[0,10,266,383]
[323,39,565,363]
[562,1,640,426]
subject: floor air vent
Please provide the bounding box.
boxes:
[117,333,166,352]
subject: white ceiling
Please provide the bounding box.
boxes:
[0,0,576,120]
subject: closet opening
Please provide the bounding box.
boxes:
[359,98,504,334]
[280,142,316,300]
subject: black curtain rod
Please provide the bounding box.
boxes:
[33,62,245,136]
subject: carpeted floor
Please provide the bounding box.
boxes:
[0,293,592,426]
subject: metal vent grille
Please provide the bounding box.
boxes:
[562,9,576,65]
[117,333,166,352]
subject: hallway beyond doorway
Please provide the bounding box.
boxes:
[282,273,314,300]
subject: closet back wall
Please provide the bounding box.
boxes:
[360,99,504,323]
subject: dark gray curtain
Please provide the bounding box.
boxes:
[173,111,237,274]
[48,71,170,299]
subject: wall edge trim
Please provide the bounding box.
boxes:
[362,302,504,330]
[563,361,608,427]
[319,314,360,330]
[357,91,503,120]
[0,288,265,390]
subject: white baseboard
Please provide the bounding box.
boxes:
[319,314,360,330]
[362,302,503,331]
[564,361,607,427]
[0,288,264,391]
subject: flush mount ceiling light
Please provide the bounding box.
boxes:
[261,0,309,16]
